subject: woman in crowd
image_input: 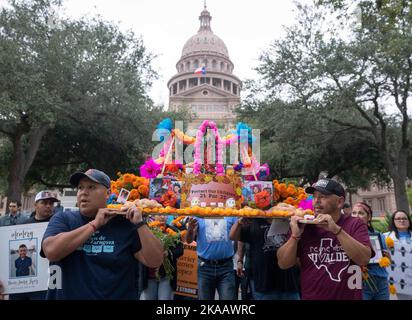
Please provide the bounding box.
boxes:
[384,210,412,300]
[351,202,389,300]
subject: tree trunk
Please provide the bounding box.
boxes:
[392,174,410,214]
[5,126,49,207]
[6,132,25,204]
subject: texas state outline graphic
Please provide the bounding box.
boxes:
[308,238,350,282]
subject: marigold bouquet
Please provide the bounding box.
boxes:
[147,220,182,280]
[110,172,149,201]
[272,180,308,207]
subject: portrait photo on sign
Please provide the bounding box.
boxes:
[9,239,37,278]
[368,232,384,264]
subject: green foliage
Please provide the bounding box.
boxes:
[238,0,412,210]
[0,0,190,194]
[407,187,412,205]
[371,216,389,233]
[149,226,181,280]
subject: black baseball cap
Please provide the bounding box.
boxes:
[70,169,111,189]
[305,178,345,199]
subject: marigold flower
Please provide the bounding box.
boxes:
[138,185,149,197]
[385,237,394,249]
[129,189,140,201]
[122,173,133,184]
[378,257,391,268]
[389,284,397,295]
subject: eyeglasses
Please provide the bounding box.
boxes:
[352,211,367,217]
[395,218,409,221]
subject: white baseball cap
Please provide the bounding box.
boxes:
[35,190,59,203]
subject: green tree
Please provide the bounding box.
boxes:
[0,0,158,201]
[246,0,412,212]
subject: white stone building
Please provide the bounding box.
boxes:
[167,5,241,130]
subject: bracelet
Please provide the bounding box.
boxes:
[291,235,301,241]
[334,226,343,236]
[237,260,243,264]
[88,221,97,233]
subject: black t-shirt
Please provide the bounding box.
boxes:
[42,209,142,300]
[240,218,300,293]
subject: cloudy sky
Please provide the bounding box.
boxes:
[13,0,309,107]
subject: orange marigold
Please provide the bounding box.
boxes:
[138,185,149,197]
[385,237,394,249]
[129,189,140,201]
[378,257,391,268]
[123,173,133,184]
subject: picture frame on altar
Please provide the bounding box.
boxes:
[180,174,242,209]
[149,177,182,208]
[242,181,273,209]
[117,188,130,204]
[369,232,384,264]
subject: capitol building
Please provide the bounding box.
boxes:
[167,5,241,129]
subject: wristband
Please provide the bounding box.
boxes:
[334,226,343,236]
[89,221,97,233]
[237,260,243,264]
[291,235,301,241]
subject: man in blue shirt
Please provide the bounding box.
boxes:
[0,200,27,226]
[15,244,32,277]
[186,216,238,300]
[41,169,164,300]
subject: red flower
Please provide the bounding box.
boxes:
[254,190,271,209]
[160,191,178,208]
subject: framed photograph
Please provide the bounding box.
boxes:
[242,181,273,209]
[0,222,50,294]
[369,232,384,264]
[149,177,182,208]
[117,188,130,204]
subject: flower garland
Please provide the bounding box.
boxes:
[143,119,260,178]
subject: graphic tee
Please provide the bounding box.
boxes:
[295,215,373,300]
[41,210,141,299]
[196,217,237,260]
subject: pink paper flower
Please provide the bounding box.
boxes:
[140,158,161,178]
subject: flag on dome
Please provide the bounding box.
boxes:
[194,66,206,75]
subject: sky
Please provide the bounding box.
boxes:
[59,0,305,108]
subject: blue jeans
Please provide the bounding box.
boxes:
[363,276,389,300]
[250,280,300,300]
[140,278,173,300]
[198,259,236,300]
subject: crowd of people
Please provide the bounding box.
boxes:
[0,171,411,300]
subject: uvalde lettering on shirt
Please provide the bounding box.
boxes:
[308,238,350,282]
[310,251,349,263]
